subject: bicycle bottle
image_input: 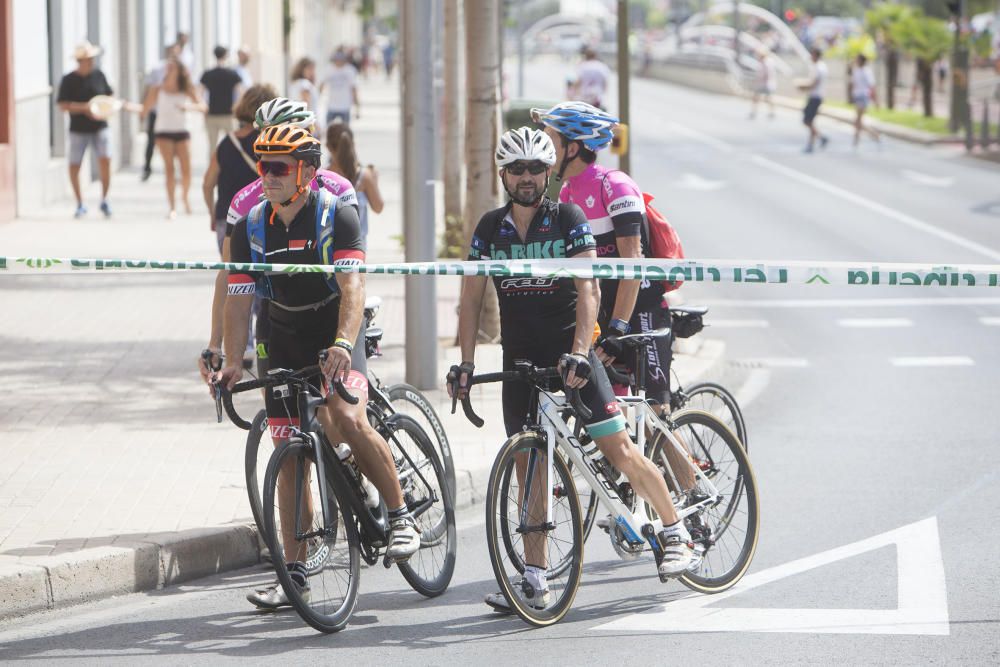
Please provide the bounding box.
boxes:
[332,442,380,509]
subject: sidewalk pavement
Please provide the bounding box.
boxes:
[0,73,724,620]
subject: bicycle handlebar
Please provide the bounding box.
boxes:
[605,363,632,387]
[454,364,592,428]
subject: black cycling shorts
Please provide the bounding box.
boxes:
[264,310,368,440]
[622,305,673,406]
[502,344,626,439]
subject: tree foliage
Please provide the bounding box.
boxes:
[890,12,951,63]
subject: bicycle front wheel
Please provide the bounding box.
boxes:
[647,409,759,594]
[262,441,361,633]
[244,410,270,545]
[387,414,457,597]
[487,432,583,627]
[680,382,748,450]
[387,383,456,501]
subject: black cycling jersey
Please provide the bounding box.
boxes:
[229,190,364,331]
[467,198,595,350]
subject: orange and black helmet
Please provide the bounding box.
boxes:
[254,123,322,167]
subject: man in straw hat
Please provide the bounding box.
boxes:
[56,40,114,218]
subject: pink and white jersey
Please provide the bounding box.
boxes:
[559,163,645,254]
[226,169,358,227]
[560,163,662,313]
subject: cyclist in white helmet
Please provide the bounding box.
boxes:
[449,127,699,614]
[199,97,357,406]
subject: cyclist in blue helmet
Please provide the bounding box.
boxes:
[533,103,687,537]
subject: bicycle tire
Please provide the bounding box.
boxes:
[388,414,457,597]
[262,441,361,633]
[647,409,759,594]
[486,432,583,627]
[243,409,269,544]
[679,382,748,450]
[387,383,457,501]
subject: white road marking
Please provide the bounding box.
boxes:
[673,173,727,191]
[979,317,1000,326]
[837,318,914,328]
[704,297,1000,308]
[738,357,810,368]
[890,356,974,367]
[595,517,949,635]
[709,319,770,328]
[666,122,736,153]
[901,169,954,188]
[750,155,1000,262]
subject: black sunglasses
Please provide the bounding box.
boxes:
[258,160,295,177]
[505,161,548,176]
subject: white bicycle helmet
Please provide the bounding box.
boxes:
[254,97,316,130]
[495,126,557,167]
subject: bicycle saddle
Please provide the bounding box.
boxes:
[616,327,673,347]
[670,304,708,316]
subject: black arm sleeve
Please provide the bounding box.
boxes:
[610,210,643,239]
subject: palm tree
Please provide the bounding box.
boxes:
[464,0,502,341]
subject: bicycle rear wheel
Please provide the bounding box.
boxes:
[262,441,361,633]
[487,432,583,627]
[386,413,457,597]
[387,383,456,501]
[680,382,748,450]
[647,410,759,594]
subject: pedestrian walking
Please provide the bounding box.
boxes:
[56,40,113,219]
[202,83,277,254]
[288,57,319,117]
[235,46,253,88]
[201,46,244,159]
[573,46,611,109]
[320,48,359,126]
[799,47,829,153]
[749,48,776,119]
[142,58,207,219]
[176,31,196,77]
[382,38,396,78]
[850,54,881,147]
[141,43,180,182]
[326,121,383,248]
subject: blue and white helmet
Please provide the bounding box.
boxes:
[531,101,619,152]
[495,126,557,167]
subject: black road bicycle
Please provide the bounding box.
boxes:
[225,363,456,633]
[215,297,455,555]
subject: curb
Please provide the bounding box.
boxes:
[0,342,726,622]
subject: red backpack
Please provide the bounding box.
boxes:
[642,192,685,292]
[600,172,685,293]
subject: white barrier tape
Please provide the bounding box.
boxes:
[3,256,1000,288]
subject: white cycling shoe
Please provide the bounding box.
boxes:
[485,569,550,612]
[655,532,702,580]
[386,515,420,561]
[247,562,311,609]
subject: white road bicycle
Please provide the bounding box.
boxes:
[457,348,759,627]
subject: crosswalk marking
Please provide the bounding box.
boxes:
[738,357,810,368]
[890,356,974,367]
[710,319,770,328]
[837,318,914,328]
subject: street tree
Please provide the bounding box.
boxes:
[891,11,952,117]
[464,0,502,341]
[865,2,913,110]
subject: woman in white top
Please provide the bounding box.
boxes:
[142,58,207,218]
[850,54,881,147]
[288,57,318,122]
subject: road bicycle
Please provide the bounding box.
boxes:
[571,305,749,543]
[226,361,456,633]
[216,296,454,554]
[457,349,758,627]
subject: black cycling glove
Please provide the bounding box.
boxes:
[595,334,624,360]
[559,353,592,384]
[446,361,475,396]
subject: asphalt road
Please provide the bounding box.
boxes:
[1,65,997,664]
